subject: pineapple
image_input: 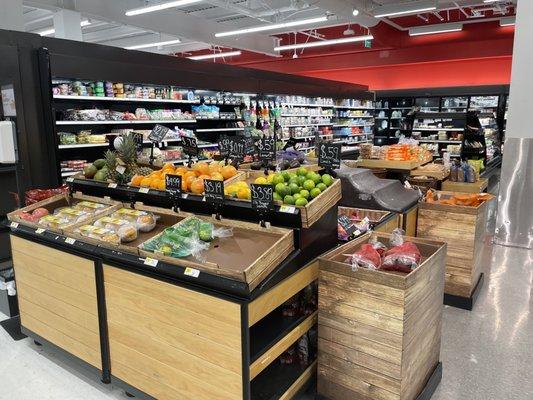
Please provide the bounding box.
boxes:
[103,150,118,182]
[117,133,139,173]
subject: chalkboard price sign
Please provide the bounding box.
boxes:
[259,135,276,162]
[132,132,144,151]
[165,174,182,196]
[338,214,358,236]
[318,142,341,169]
[251,184,274,212]
[204,179,224,205]
[218,135,231,157]
[181,136,199,157]
[149,124,170,143]
[228,137,245,161]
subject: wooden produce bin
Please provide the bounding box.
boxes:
[441,178,488,193]
[338,206,400,236]
[399,204,419,237]
[317,232,446,400]
[417,192,494,309]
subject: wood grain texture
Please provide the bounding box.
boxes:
[279,360,317,400]
[300,179,342,228]
[442,178,488,193]
[103,265,242,400]
[318,232,445,400]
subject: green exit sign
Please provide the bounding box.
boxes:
[364,40,372,48]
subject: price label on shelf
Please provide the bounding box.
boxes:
[181,136,199,157]
[259,134,276,162]
[143,257,158,267]
[65,237,76,245]
[251,184,274,212]
[115,165,126,175]
[9,222,19,229]
[108,183,118,189]
[204,179,224,205]
[35,228,46,235]
[148,124,170,143]
[318,142,341,169]
[184,267,200,278]
[279,205,297,214]
[66,177,75,182]
[165,174,182,196]
[139,187,150,194]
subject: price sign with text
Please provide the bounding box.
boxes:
[251,184,274,212]
[318,142,341,169]
[165,174,182,196]
[181,136,199,157]
[218,135,231,157]
[244,137,255,156]
[132,132,144,151]
[228,136,245,161]
[204,179,224,205]
[259,135,276,162]
[149,124,170,143]
[338,215,358,236]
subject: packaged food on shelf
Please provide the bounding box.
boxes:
[93,216,138,242]
[59,132,77,145]
[110,208,157,232]
[75,225,121,244]
[25,184,69,206]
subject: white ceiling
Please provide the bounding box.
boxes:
[20,0,516,56]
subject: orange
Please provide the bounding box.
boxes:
[208,163,222,174]
[184,175,196,191]
[140,177,151,188]
[162,162,174,171]
[198,174,211,181]
[150,178,160,189]
[183,171,196,182]
[157,179,166,191]
[131,174,143,186]
[190,178,204,194]
[221,165,237,180]
[175,167,188,176]
[210,172,224,181]
[193,162,210,176]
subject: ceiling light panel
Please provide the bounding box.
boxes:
[188,51,242,60]
[373,0,437,18]
[500,16,516,26]
[274,35,373,51]
[38,20,91,36]
[409,23,463,36]
[215,16,328,37]
[125,0,203,16]
[126,39,182,50]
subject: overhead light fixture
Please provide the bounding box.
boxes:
[125,39,182,50]
[500,16,516,26]
[409,23,463,36]
[483,0,500,3]
[38,20,91,36]
[126,0,203,16]
[188,50,242,60]
[373,0,437,18]
[352,9,360,17]
[215,16,328,37]
[274,35,373,51]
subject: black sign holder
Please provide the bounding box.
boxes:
[204,179,224,220]
[251,183,274,228]
[259,133,276,176]
[148,124,170,165]
[318,141,341,177]
[181,136,199,168]
[165,174,182,212]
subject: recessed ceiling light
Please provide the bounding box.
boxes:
[125,0,203,16]
[373,0,437,18]
[215,16,328,37]
[353,9,360,17]
[125,39,182,50]
[188,50,242,60]
[274,35,373,51]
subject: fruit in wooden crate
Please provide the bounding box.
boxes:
[264,168,334,205]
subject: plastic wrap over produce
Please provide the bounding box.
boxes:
[0,280,16,296]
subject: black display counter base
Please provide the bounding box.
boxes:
[444,273,484,311]
[0,315,26,341]
[314,362,443,400]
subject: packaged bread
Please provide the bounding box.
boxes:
[54,207,92,224]
[38,215,71,230]
[74,200,108,212]
[110,208,157,232]
[76,225,121,244]
[94,216,138,242]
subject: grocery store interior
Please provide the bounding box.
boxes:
[0,1,531,400]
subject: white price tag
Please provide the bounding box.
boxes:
[144,257,158,267]
[139,187,150,194]
[115,165,126,175]
[108,183,118,189]
[66,177,75,182]
[35,228,46,234]
[65,237,76,245]
[184,267,200,278]
[9,222,19,229]
[182,194,188,199]
[279,205,296,214]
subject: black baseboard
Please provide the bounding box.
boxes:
[0,315,26,341]
[444,273,484,311]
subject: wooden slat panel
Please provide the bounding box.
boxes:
[10,236,94,278]
[106,305,240,374]
[13,250,96,298]
[248,262,318,326]
[250,312,317,380]
[108,321,241,395]
[104,266,239,326]
[21,314,101,369]
[279,361,317,400]
[16,282,99,333]
[104,282,240,349]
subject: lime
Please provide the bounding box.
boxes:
[322,173,334,186]
[310,187,321,198]
[284,195,295,205]
[297,167,308,176]
[254,176,268,185]
[273,192,282,202]
[311,173,322,185]
[288,177,299,185]
[299,189,310,200]
[297,175,307,186]
[293,193,302,200]
[295,198,308,207]
[275,182,286,196]
[272,174,284,186]
[306,172,315,181]
[316,183,327,192]
[303,179,315,191]
[281,171,290,182]
[288,182,300,195]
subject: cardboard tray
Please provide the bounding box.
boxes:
[138,215,294,290]
[419,191,494,214]
[7,192,121,235]
[63,203,191,255]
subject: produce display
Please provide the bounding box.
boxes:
[60,107,194,122]
[424,190,491,206]
[140,217,233,259]
[248,149,311,171]
[130,161,238,193]
[24,185,69,206]
[449,160,479,182]
[345,229,421,273]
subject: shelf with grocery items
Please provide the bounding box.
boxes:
[56,119,196,126]
[53,94,200,104]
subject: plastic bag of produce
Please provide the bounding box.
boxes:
[111,209,157,232]
[346,243,382,271]
[93,217,138,242]
[38,215,71,230]
[381,229,421,273]
[74,201,108,212]
[154,229,210,260]
[54,207,92,224]
[76,225,121,245]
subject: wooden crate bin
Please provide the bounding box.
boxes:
[7,192,121,234]
[338,206,400,236]
[63,203,191,255]
[417,191,494,298]
[317,232,446,400]
[139,216,294,290]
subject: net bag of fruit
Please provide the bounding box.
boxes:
[346,243,382,271]
[381,229,421,273]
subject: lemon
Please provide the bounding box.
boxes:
[254,176,268,185]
